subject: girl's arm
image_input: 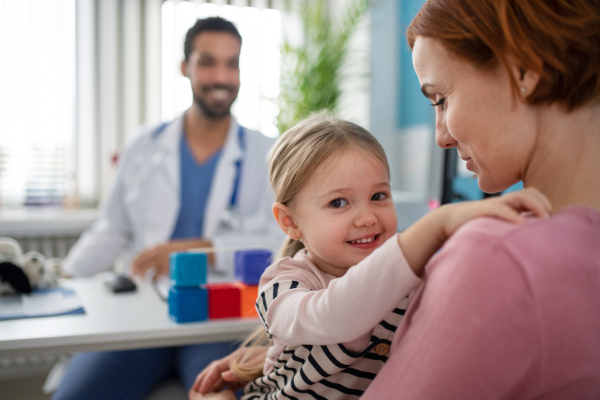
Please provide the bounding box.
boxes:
[264,188,550,346]
[399,188,551,277]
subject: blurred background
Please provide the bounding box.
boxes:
[0,1,500,398]
[1,0,513,259]
[0,0,454,212]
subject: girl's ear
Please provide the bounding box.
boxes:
[272,202,301,238]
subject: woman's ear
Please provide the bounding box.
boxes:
[272,203,301,238]
[508,53,541,96]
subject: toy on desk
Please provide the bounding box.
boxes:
[0,237,62,295]
[168,249,271,323]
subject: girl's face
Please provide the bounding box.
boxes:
[289,148,397,277]
[412,37,539,194]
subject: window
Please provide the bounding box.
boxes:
[0,0,76,208]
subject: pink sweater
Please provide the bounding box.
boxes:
[362,206,600,399]
[258,235,422,374]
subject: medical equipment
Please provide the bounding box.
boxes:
[218,125,246,230]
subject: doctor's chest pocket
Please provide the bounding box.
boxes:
[122,158,177,233]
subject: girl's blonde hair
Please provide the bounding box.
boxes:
[230,112,390,381]
[269,111,390,259]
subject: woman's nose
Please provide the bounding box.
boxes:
[435,121,457,149]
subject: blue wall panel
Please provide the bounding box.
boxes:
[397,0,430,129]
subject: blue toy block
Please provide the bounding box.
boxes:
[170,252,208,287]
[234,249,272,285]
[168,286,208,323]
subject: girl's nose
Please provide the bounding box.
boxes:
[354,206,377,227]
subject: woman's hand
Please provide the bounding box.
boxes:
[190,346,269,396]
[188,390,237,400]
[190,350,247,395]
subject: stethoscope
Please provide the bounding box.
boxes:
[219,125,246,230]
[125,122,246,232]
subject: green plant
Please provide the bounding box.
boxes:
[277,0,370,134]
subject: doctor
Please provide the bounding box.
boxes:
[53,17,284,400]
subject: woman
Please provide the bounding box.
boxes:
[361,0,600,398]
[191,1,600,398]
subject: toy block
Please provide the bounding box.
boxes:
[233,282,259,318]
[168,286,208,323]
[234,249,272,285]
[206,282,241,319]
[170,252,207,287]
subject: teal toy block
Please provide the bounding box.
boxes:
[168,286,208,323]
[170,252,207,287]
[234,249,272,285]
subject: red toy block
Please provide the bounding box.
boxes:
[234,282,259,318]
[206,282,241,319]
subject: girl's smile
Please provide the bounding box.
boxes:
[286,147,398,277]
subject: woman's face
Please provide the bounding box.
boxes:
[412,37,538,193]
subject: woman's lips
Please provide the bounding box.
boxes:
[465,158,474,171]
[460,154,474,172]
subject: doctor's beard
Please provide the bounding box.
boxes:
[193,84,238,120]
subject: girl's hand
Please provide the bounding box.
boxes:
[399,188,551,277]
[440,187,551,238]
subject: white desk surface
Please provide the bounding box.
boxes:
[0,278,260,358]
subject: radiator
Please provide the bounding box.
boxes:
[13,236,80,260]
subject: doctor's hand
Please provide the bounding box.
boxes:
[130,239,214,279]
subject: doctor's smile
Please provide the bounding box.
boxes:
[203,85,236,101]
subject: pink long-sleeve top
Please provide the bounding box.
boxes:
[362,206,600,399]
[242,234,422,399]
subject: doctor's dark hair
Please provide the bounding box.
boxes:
[406,0,600,111]
[184,16,242,62]
[269,112,390,259]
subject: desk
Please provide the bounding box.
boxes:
[0,278,260,358]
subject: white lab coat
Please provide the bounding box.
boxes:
[64,116,285,277]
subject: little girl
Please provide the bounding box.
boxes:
[191,113,551,400]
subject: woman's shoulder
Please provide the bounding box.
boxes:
[451,205,600,246]
[428,205,600,290]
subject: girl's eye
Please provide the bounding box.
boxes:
[431,97,446,110]
[329,198,348,208]
[372,192,388,201]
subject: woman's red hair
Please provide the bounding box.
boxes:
[406,0,600,111]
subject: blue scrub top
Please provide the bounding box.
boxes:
[170,134,222,239]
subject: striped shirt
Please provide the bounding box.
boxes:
[241,235,422,399]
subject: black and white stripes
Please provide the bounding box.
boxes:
[244,280,407,400]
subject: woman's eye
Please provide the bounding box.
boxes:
[431,97,446,110]
[329,198,348,208]
[372,192,388,201]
